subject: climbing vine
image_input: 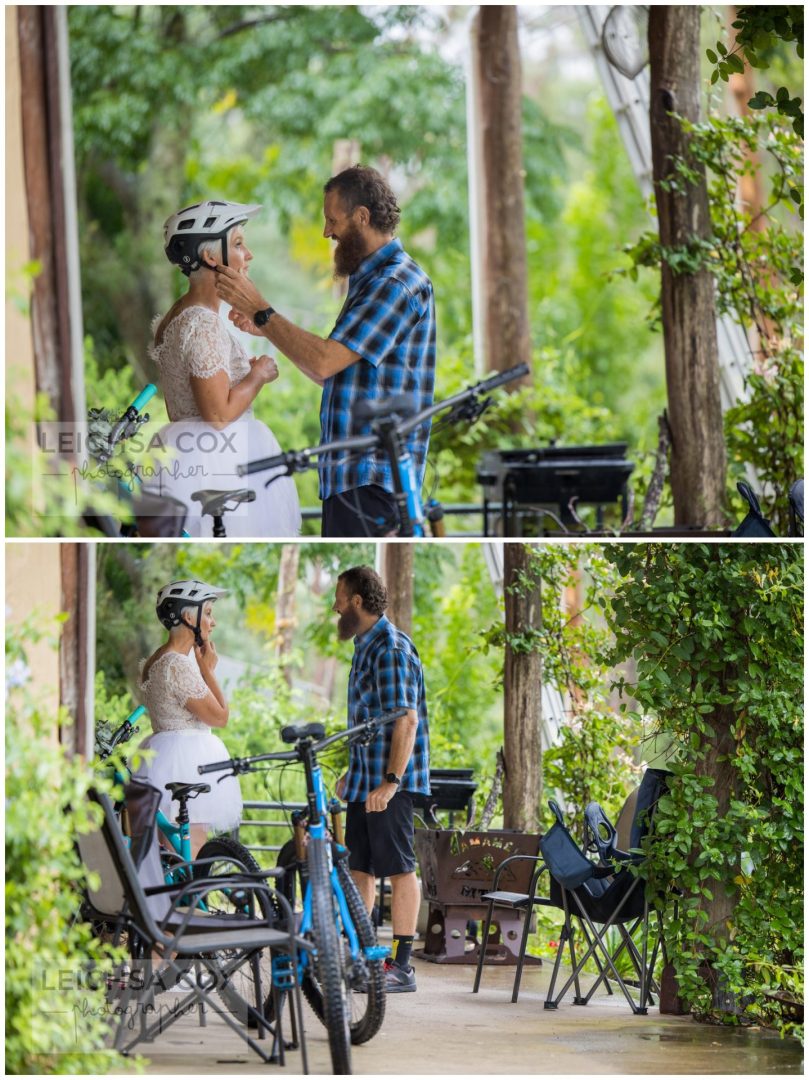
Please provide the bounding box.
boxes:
[621,110,803,528]
[604,543,804,1038]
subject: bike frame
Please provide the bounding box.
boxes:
[296,744,367,971]
[101,706,194,877]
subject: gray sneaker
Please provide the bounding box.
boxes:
[384,961,417,993]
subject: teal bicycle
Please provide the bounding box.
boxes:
[95,707,275,1025]
[199,710,407,1075]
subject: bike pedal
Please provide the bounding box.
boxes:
[271,954,302,990]
[364,945,391,962]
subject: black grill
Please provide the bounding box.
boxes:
[478,443,634,535]
[411,768,478,825]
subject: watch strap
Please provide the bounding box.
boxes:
[254,305,276,327]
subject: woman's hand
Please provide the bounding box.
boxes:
[250,354,279,385]
[228,308,258,335]
[195,640,219,676]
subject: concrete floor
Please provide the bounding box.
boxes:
[130,950,803,1077]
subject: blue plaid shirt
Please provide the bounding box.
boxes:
[319,239,436,500]
[344,615,430,802]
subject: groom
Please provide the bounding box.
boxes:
[215,165,436,538]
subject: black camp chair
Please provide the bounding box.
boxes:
[541,769,670,1014]
[77,784,311,1069]
[788,479,804,536]
[732,481,776,537]
[474,769,668,1013]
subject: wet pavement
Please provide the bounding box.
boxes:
[135,951,804,1075]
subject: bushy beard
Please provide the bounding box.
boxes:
[337,606,362,641]
[333,223,368,279]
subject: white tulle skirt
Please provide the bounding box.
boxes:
[131,729,243,833]
[141,416,301,538]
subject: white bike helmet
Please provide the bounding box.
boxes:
[163,199,261,275]
[156,579,229,645]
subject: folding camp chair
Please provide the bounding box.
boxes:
[473,769,669,1013]
[542,769,669,1014]
[78,785,311,1069]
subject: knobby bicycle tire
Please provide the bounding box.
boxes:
[276,840,386,1046]
[307,834,352,1074]
[194,835,278,1027]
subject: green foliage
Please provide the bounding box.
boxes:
[621,111,803,528]
[707,6,804,140]
[604,544,804,1037]
[6,618,135,1074]
[412,544,502,775]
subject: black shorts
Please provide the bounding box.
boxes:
[321,484,399,538]
[345,790,416,878]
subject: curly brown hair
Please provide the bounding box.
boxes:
[337,565,388,616]
[324,165,401,234]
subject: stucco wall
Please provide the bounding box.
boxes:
[6,542,63,720]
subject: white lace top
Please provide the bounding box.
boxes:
[138,651,210,732]
[150,306,253,421]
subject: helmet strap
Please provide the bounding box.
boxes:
[180,605,205,648]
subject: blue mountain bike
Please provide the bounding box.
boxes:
[200,710,406,1074]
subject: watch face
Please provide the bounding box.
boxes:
[254,309,268,326]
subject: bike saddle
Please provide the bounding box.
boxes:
[191,488,256,517]
[281,722,326,744]
[165,782,211,800]
[353,393,417,423]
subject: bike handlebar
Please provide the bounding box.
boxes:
[236,363,529,477]
[96,705,147,759]
[198,708,408,777]
[129,384,158,413]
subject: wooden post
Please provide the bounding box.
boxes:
[18,6,77,419]
[473,7,532,381]
[381,543,414,637]
[502,543,541,831]
[275,544,300,685]
[649,7,727,527]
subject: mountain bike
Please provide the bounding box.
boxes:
[95,708,275,1027]
[238,363,529,537]
[199,710,407,1075]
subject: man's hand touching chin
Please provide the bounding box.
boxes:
[215,263,266,317]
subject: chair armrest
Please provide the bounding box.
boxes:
[490,852,544,895]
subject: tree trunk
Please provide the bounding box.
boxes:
[649,7,727,527]
[502,543,542,831]
[381,543,414,636]
[275,544,300,685]
[692,700,743,1012]
[475,7,532,382]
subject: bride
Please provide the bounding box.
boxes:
[144,199,301,537]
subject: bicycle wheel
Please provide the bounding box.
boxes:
[306,834,352,1074]
[277,841,385,1047]
[194,835,277,1027]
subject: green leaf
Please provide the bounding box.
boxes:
[706,49,718,65]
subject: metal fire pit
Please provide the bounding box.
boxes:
[414,829,542,965]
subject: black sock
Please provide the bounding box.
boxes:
[391,934,414,970]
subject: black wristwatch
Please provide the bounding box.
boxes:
[253,305,276,327]
[385,772,402,787]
